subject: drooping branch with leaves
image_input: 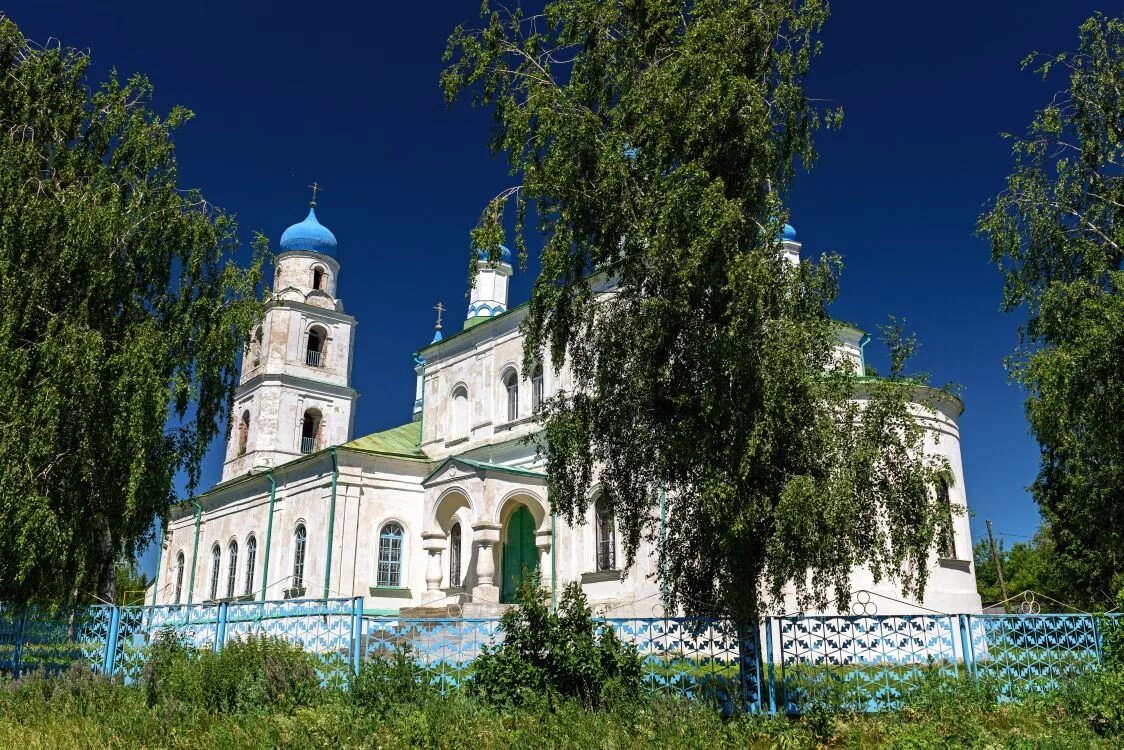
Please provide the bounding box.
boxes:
[445,0,954,621]
[0,17,266,605]
[979,13,1124,608]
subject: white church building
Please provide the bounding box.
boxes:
[154,203,982,617]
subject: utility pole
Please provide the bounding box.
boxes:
[986,519,1009,609]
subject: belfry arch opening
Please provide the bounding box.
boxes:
[306,325,327,367]
[300,409,322,454]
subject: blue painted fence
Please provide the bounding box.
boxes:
[1,599,1120,715]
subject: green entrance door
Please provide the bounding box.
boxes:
[501,505,538,603]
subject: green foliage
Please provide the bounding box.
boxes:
[978,13,1124,610]
[0,16,266,605]
[444,0,955,623]
[113,562,150,606]
[972,533,1069,609]
[1063,666,1124,737]
[469,574,643,709]
[141,631,320,713]
[350,644,436,716]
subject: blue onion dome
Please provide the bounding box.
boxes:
[478,244,512,263]
[280,207,337,255]
[780,223,797,242]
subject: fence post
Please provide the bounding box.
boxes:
[958,614,974,681]
[764,617,777,716]
[1092,615,1104,663]
[215,602,229,652]
[102,606,121,676]
[351,597,363,677]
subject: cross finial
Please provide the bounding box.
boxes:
[433,302,445,331]
[309,181,321,208]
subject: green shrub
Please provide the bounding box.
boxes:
[468,573,643,709]
[1062,665,1124,736]
[350,643,435,715]
[141,630,320,713]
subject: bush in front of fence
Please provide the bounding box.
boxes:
[142,630,321,713]
[468,574,643,710]
[349,643,436,716]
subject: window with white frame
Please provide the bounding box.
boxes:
[244,535,257,597]
[209,544,222,601]
[937,480,956,558]
[531,362,544,412]
[293,524,307,590]
[377,522,405,587]
[226,540,239,599]
[174,551,184,605]
[595,495,616,571]
[502,369,519,422]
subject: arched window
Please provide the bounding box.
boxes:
[312,267,325,290]
[209,544,222,601]
[502,369,519,422]
[292,524,307,590]
[377,522,404,587]
[173,551,185,605]
[226,540,239,599]
[306,326,327,367]
[238,410,250,456]
[451,386,469,438]
[300,409,321,454]
[595,495,616,571]
[449,523,462,588]
[244,535,257,597]
[531,363,544,413]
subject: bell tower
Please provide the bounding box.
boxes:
[222,191,359,480]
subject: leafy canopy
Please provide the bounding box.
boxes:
[979,13,1124,609]
[445,0,955,620]
[0,17,265,605]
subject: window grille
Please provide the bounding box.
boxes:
[209,544,222,601]
[244,536,257,597]
[377,523,405,587]
[293,525,307,589]
[449,523,462,587]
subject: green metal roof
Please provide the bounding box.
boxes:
[343,421,428,460]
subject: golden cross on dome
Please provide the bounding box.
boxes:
[309,181,321,208]
[434,302,446,331]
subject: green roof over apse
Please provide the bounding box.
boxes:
[343,421,427,460]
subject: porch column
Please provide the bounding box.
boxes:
[535,528,553,592]
[421,532,445,604]
[470,523,501,604]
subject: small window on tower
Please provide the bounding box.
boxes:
[306,326,326,367]
[313,267,324,291]
[238,411,250,456]
[300,409,322,454]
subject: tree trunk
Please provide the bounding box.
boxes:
[94,514,117,605]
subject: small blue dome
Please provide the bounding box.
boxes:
[280,208,337,255]
[478,244,512,263]
[780,223,797,242]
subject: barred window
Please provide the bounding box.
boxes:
[377,522,404,587]
[209,544,222,601]
[244,535,257,597]
[293,524,307,590]
[174,551,184,605]
[595,495,616,571]
[226,540,239,599]
[449,523,462,588]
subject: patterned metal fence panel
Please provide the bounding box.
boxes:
[112,603,223,683]
[604,617,760,714]
[775,613,959,714]
[363,617,502,691]
[966,614,1103,699]
[224,598,358,687]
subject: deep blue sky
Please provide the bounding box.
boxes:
[8,0,1103,574]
